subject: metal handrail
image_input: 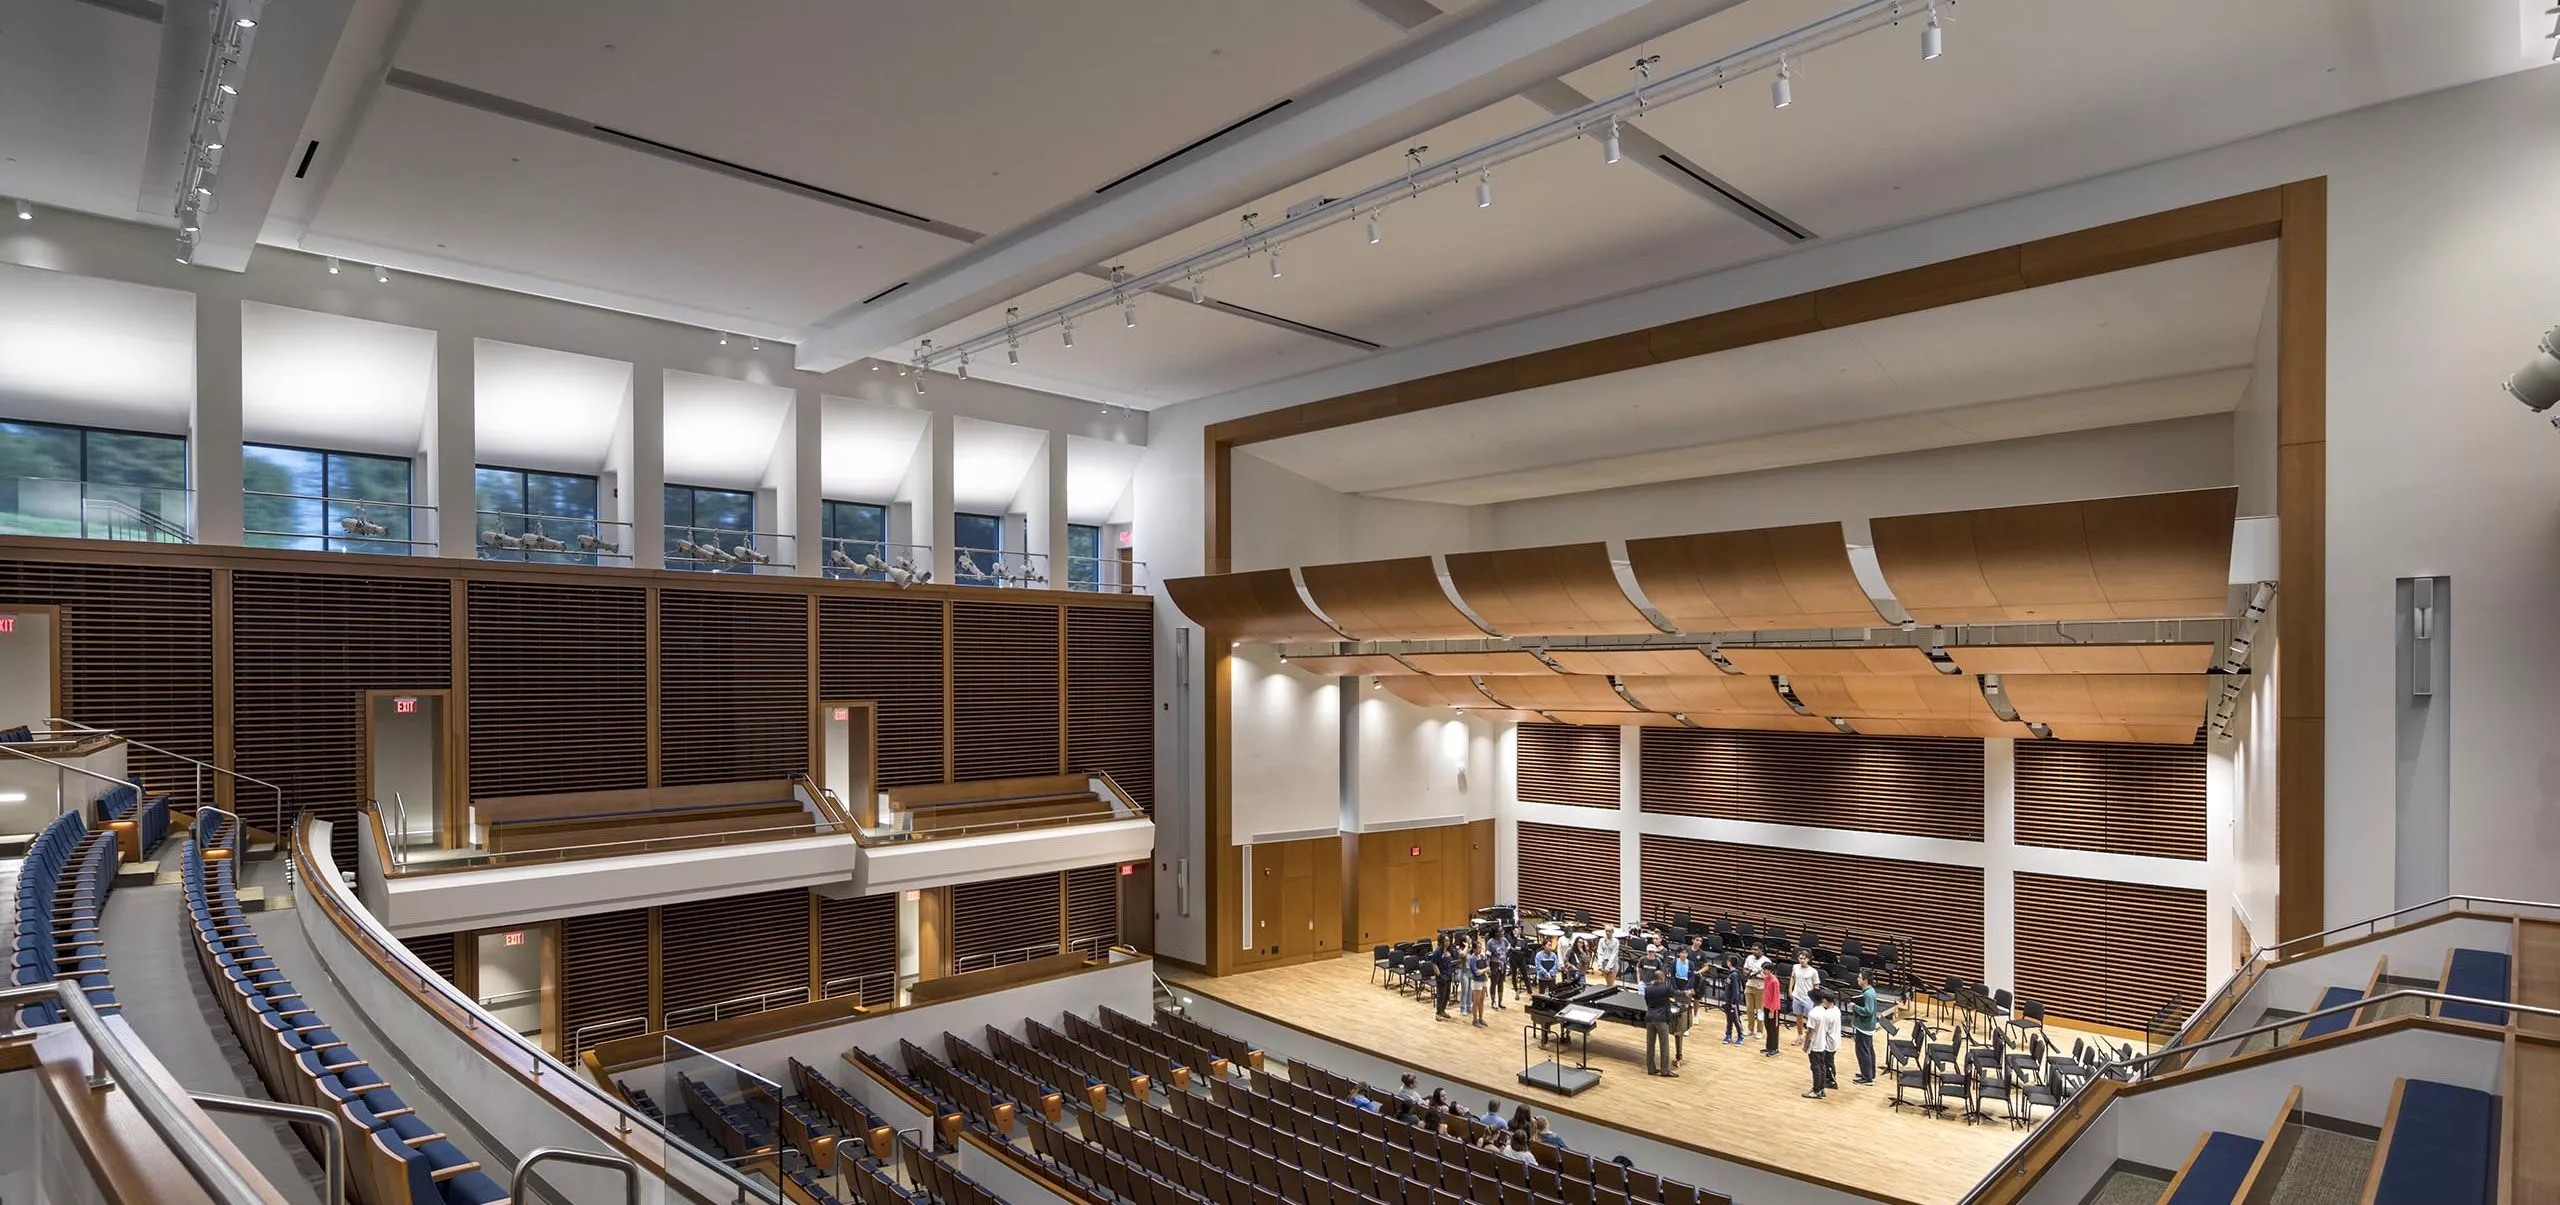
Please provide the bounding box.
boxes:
[821,970,896,1004]
[0,980,276,1205]
[663,986,811,1030]
[865,806,1127,843]
[45,718,287,828]
[949,940,1066,975]
[512,1146,641,1205]
[189,1091,342,1205]
[568,1016,650,1057]
[0,742,144,809]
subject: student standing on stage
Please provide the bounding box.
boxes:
[1789,950,1820,1030]
[1642,968,1677,1077]
[1741,944,1769,1037]
[1722,956,1748,1045]
[1595,928,1621,987]
[1532,940,1560,995]
[1760,965,1784,1056]
[1468,938,1491,1028]
[1432,941,1457,1021]
[1847,969,1882,1084]
[1486,929,1512,1009]
[1803,988,1843,1098]
[1455,939,1478,1023]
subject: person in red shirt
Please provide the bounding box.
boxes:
[1759,966,1784,1056]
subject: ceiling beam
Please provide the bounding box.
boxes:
[791,0,1754,372]
[141,0,358,270]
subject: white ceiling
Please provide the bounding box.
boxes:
[239,301,437,456]
[953,416,1046,515]
[662,369,790,489]
[1253,240,2276,501]
[821,396,931,504]
[473,339,632,474]
[1066,436,1145,525]
[0,263,194,432]
[0,1,158,220]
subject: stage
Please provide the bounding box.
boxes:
[1168,954,2119,1205]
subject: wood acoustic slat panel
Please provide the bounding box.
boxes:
[1640,833,1986,983]
[2015,873,2208,1032]
[1545,649,1722,676]
[2014,740,2207,860]
[661,888,811,1018]
[1640,727,1984,840]
[0,560,215,811]
[951,871,1065,966]
[1065,863,1121,952]
[1398,651,1554,676]
[1514,821,1621,926]
[1949,644,2218,675]
[559,906,650,1055]
[818,891,898,1005]
[1297,557,1483,641]
[656,589,810,786]
[1067,606,1154,812]
[953,600,1061,781]
[401,932,457,985]
[1441,543,1655,637]
[1871,488,2238,623]
[1514,725,1619,809]
[1623,523,1884,632]
[234,571,452,860]
[468,580,649,799]
[1479,675,1633,712]
[818,595,946,788]
[1163,568,1339,643]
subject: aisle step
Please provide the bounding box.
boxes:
[2080,1165,2171,1205]
[2255,1119,2376,1205]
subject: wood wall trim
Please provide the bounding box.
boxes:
[1198,182,2324,975]
[644,586,662,788]
[210,568,233,813]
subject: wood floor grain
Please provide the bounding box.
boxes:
[1171,955,2118,1205]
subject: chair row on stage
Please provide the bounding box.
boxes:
[1884,1015,2137,1129]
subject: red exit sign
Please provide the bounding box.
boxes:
[832,707,850,721]
[1119,863,1135,876]
[1409,845,1422,857]
[0,615,15,634]
[392,697,419,714]
[502,930,526,947]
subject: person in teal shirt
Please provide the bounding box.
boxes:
[1848,969,1882,1084]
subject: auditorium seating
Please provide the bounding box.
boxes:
[0,723,32,741]
[2367,1077,2499,1204]
[2438,948,2513,1025]
[9,809,119,1026]
[94,781,169,865]
[881,775,1115,837]
[180,821,510,1205]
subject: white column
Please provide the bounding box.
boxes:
[1045,432,1070,583]
[927,411,956,584]
[1981,738,2018,992]
[2204,737,2238,974]
[630,367,665,570]
[1618,725,1643,925]
[433,332,476,558]
[190,292,244,546]
[790,387,823,577]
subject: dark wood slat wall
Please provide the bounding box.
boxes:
[0,560,215,810]
[559,906,652,1056]
[659,888,812,1020]
[952,601,1063,781]
[1513,821,1623,926]
[1064,863,1121,953]
[1067,606,1155,811]
[817,892,898,1005]
[817,595,947,788]
[1638,833,1987,982]
[2015,873,2209,1032]
[401,932,458,985]
[1640,728,1985,840]
[2015,740,2208,860]
[468,580,650,799]
[1514,725,1620,809]
[656,589,810,786]
[231,571,451,858]
[951,871,1066,966]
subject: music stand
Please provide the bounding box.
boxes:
[1519,1005,1604,1096]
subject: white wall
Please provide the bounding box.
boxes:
[1228,647,1340,843]
[0,610,53,726]
[1349,691,1497,830]
[2220,606,2282,947]
[1229,449,1479,572]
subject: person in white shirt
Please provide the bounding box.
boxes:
[1801,989,1843,1099]
[1788,952,1820,1032]
[1741,945,1769,1037]
[1595,930,1622,986]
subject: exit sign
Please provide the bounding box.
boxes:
[1409,845,1422,857]
[502,930,525,947]
[0,615,15,634]
[393,697,418,714]
[832,707,850,721]
[1119,863,1135,876]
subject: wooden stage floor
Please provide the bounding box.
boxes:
[1170,955,2115,1205]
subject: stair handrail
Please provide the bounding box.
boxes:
[511,1146,640,1205]
[1963,987,2558,1202]
[79,494,194,543]
[0,741,144,813]
[43,718,287,832]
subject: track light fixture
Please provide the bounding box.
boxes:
[1060,316,1075,348]
[1476,167,1493,208]
[913,340,931,394]
[326,256,340,274]
[1772,57,1793,108]
[1602,116,1623,165]
[1922,2,1944,59]
[1004,306,1022,364]
[373,263,389,284]
[2503,325,2560,413]
[1185,272,1205,304]
[1365,210,1381,244]
[1267,246,1282,278]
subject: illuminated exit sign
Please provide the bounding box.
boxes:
[393,697,419,714]
[0,615,15,634]
[502,930,526,947]
[832,707,850,721]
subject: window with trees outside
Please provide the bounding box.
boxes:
[243,443,414,555]
[664,483,756,571]
[953,511,1003,585]
[0,419,189,541]
[1068,523,1102,592]
[821,500,887,577]
[475,466,604,563]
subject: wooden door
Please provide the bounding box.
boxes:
[1281,874,1315,958]
[1251,860,1282,956]
[1413,861,1445,939]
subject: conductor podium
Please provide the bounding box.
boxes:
[1523,983,1662,1096]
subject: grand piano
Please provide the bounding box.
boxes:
[1521,982,1683,1096]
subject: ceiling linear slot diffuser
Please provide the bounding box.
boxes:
[860,281,911,305]
[1090,98,1295,196]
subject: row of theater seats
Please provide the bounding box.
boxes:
[180,831,508,1205]
[95,782,170,867]
[10,809,119,1026]
[0,724,34,741]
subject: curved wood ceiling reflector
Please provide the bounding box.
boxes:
[1870,488,2239,623]
[1718,647,1943,677]
[1852,718,2036,739]
[1282,653,1413,677]
[1681,713,1843,734]
[1478,675,1636,712]
[1399,651,1556,676]
[1545,648,1724,676]
[2001,673,2213,733]
[2040,723,2204,745]
[1613,675,1797,718]
[1788,673,2005,723]
[1949,644,2218,675]
[1441,543,1658,638]
[1297,557,1487,641]
[1624,523,1886,633]
[1376,674,1503,711]
[1163,568,1342,643]
[1546,710,1686,728]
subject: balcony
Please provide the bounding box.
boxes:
[845,771,1154,897]
[0,477,193,543]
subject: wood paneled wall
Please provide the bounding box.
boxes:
[0,560,215,808]
[400,931,460,985]
[659,888,811,1021]
[1065,863,1123,952]
[951,870,1068,967]
[656,589,809,786]
[1067,607,1156,811]
[558,905,651,1056]
[468,579,650,799]
[1514,821,1622,927]
[1638,833,1987,982]
[2015,872,2208,1031]
[1640,728,1984,840]
[816,891,898,1005]
[1514,725,1619,809]
[1230,835,1345,968]
[817,594,946,788]
[2014,740,2207,860]
[952,600,1064,781]
[1350,821,1492,948]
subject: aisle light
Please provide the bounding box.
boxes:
[373,264,389,284]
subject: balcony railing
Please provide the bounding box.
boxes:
[954,546,1047,589]
[0,477,194,543]
[1066,554,1147,594]
[820,538,934,585]
[664,525,795,572]
[476,509,636,564]
[243,490,434,555]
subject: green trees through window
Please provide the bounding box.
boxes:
[664,483,756,570]
[0,420,188,539]
[243,443,413,555]
[821,499,887,577]
[475,465,604,562]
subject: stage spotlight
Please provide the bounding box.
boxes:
[13,199,29,221]
[1602,117,1622,165]
[373,264,389,284]
[2502,326,2560,412]
[326,256,341,274]
[1772,59,1794,108]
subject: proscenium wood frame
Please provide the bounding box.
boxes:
[1197,183,2328,975]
